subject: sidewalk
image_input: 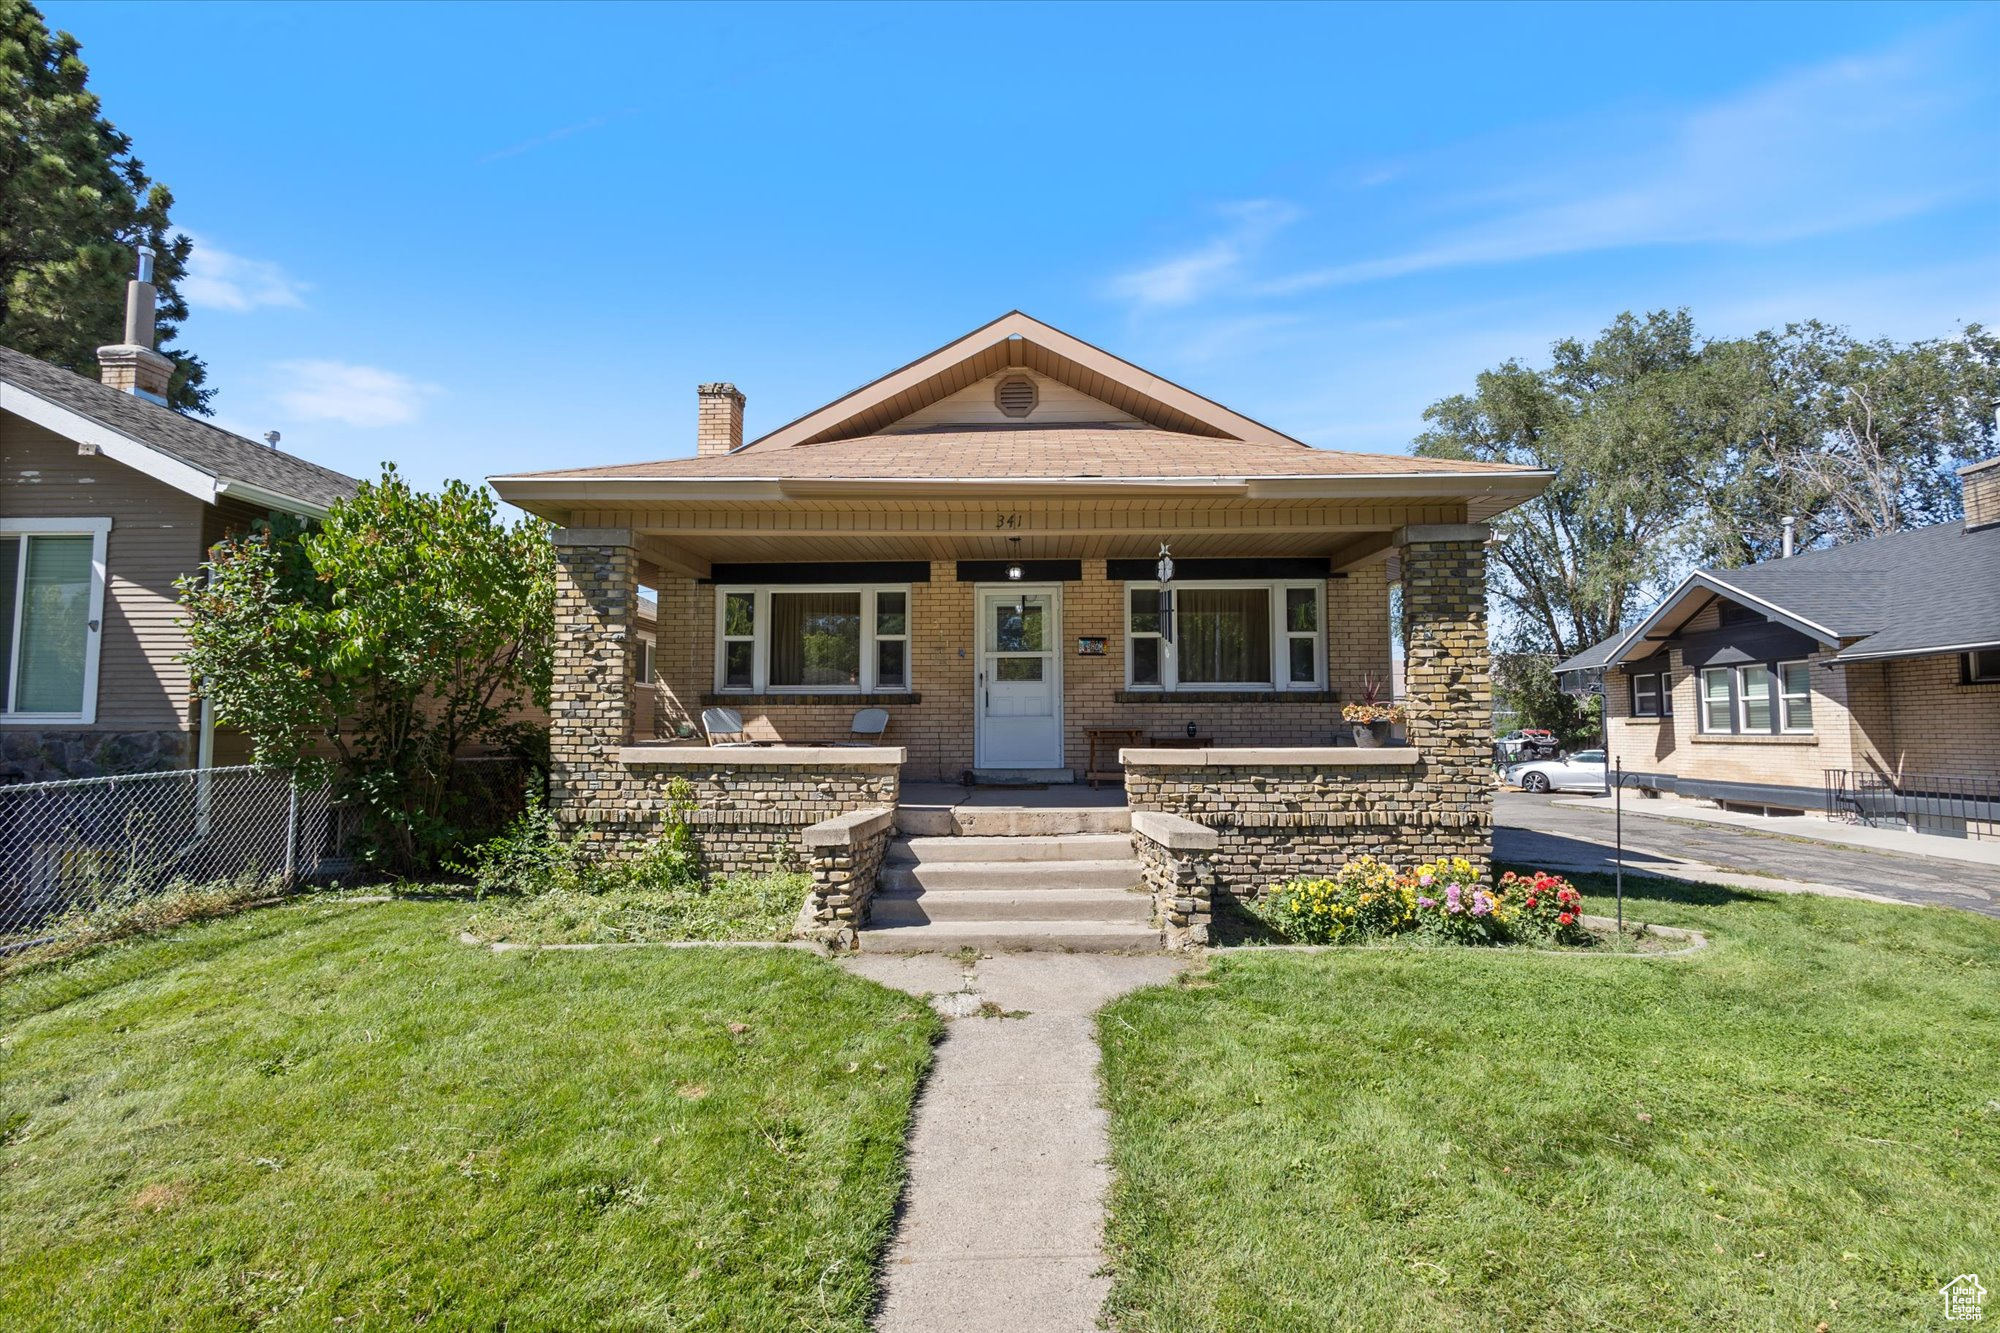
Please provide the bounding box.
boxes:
[1552,793,2000,870]
[844,951,1183,1333]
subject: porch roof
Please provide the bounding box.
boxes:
[493,426,1547,524]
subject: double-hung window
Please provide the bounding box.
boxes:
[1778,662,1813,731]
[714,585,912,694]
[1631,669,1671,718]
[1698,659,1812,734]
[1,519,110,724]
[1123,581,1324,692]
[1700,667,1734,732]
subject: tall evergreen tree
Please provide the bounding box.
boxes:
[0,0,209,411]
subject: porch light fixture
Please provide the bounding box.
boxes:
[1156,542,1175,644]
[1006,536,1024,581]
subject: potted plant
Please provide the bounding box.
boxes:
[1341,675,1407,748]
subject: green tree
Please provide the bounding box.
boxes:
[1700,322,2000,564]
[1420,310,2000,658]
[0,0,209,411]
[179,467,554,874]
[1493,653,1599,749]
[1416,310,1729,660]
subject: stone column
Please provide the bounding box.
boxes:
[550,527,637,837]
[1395,524,1494,867]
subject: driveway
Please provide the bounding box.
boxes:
[1496,791,2000,917]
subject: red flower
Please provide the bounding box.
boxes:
[1525,897,1539,909]
[1558,912,1575,925]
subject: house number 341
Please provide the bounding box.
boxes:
[993,513,1023,529]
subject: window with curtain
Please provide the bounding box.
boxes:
[1177,587,1271,684]
[1124,581,1321,691]
[769,591,862,688]
[2,525,104,719]
[715,586,911,693]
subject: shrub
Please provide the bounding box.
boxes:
[450,779,701,899]
[1499,870,1591,946]
[1256,858,1589,948]
[1254,856,1414,944]
[1409,855,1509,945]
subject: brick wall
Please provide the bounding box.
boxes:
[643,558,1396,781]
[1122,528,1494,897]
[1603,607,2000,805]
[552,533,899,874]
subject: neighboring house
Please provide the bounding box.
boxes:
[491,312,1549,939]
[1557,456,2000,839]
[0,262,358,782]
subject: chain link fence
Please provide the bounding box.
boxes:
[1,757,535,950]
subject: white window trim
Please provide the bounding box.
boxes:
[1121,580,1325,693]
[1735,663,1775,734]
[1,517,113,726]
[1777,659,1813,733]
[1964,649,2000,684]
[712,585,913,695]
[635,632,655,685]
[1699,666,1734,734]
[1632,671,1662,718]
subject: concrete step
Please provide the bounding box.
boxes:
[856,918,1164,954]
[914,806,1131,837]
[966,768,1076,786]
[880,859,1143,894]
[889,833,1135,864]
[870,886,1152,926]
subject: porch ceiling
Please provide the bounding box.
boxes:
[586,493,1460,575]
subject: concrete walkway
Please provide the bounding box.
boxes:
[843,951,1183,1333]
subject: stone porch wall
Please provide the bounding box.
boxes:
[638,557,1396,781]
[551,528,901,875]
[1122,526,1494,898]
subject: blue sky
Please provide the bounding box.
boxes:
[46,1,2000,496]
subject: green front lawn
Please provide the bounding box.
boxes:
[1100,874,2000,1331]
[0,898,938,1330]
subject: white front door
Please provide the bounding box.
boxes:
[975,585,1062,770]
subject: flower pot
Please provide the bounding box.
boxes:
[1351,721,1390,748]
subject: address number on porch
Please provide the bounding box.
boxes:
[993,512,1023,529]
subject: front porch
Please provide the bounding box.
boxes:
[498,315,1540,947]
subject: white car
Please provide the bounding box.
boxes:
[1505,749,1607,794]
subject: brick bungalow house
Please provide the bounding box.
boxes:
[1557,456,2000,840]
[0,257,358,782]
[490,313,1549,945]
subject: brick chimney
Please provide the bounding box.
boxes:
[697,382,745,457]
[1963,456,2000,533]
[97,243,174,404]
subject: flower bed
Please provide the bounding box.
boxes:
[1253,857,1588,947]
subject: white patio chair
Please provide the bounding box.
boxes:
[701,707,757,747]
[835,707,890,747]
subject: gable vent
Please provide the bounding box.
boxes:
[994,375,1038,418]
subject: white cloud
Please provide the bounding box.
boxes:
[1262,36,1982,294]
[180,236,309,313]
[1105,200,1301,309]
[273,360,440,428]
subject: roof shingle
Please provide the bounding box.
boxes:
[499,426,1535,482]
[0,344,359,512]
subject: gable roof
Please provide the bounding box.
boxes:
[0,344,359,516]
[1556,516,2000,672]
[493,313,1552,519]
[744,311,1303,451]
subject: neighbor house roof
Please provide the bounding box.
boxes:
[0,344,359,516]
[1556,517,2000,672]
